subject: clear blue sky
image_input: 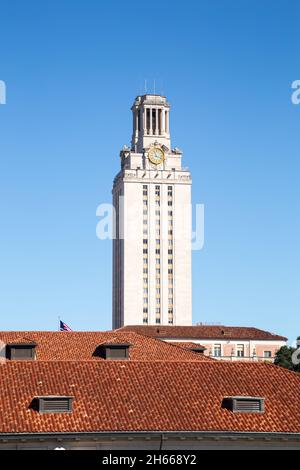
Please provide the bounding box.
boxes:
[0,0,299,341]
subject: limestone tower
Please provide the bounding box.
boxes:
[112,94,192,328]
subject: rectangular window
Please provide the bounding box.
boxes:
[155,210,160,216]
[168,211,173,216]
[237,344,245,357]
[168,249,173,255]
[264,351,272,358]
[168,201,172,206]
[214,344,222,357]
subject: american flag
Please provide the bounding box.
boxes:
[59,320,72,332]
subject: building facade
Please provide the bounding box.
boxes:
[112,95,192,328]
[119,325,287,362]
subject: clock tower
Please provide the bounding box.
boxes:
[112,94,192,328]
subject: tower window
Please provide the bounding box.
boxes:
[146,108,150,133]
[152,109,156,134]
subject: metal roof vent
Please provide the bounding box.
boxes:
[36,396,73,413]
[6,343,36,360]
[222,396,265,413]
[94,343,131,360]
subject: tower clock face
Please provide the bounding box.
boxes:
[148,147,165,165]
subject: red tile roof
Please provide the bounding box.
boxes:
[0,361,299,434]
[118,325,287,341]
[168,341,206,350]
[0,331,209,362]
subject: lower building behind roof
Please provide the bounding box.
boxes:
[118,324,287,362]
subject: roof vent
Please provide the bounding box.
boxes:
[222,396,265,413]
[35,396,73,413]
[6,343,36,360]
[95,343,130,360]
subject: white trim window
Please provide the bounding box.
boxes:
[214,344,221,357]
